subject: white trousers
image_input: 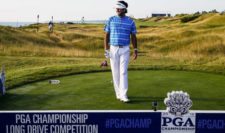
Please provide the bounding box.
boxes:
[110,45,130,99]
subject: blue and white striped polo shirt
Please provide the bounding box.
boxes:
[104,16,137,46]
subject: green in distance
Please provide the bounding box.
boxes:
[0,70,225,110]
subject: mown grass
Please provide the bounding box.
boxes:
[0,71,225,110]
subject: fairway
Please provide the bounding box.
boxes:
[0,70,225,110]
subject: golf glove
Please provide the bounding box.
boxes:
[104,50,110,58]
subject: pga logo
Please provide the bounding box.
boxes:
[161,91,195,133]
[162,114,194,127]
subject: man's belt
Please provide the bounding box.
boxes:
[113,45,128,48]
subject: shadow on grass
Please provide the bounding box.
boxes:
[128,96,164,104]
[0,93,78,110]
[192,97,225,102]
[1,93,225,110]
[128,96,225,105]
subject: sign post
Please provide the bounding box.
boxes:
[51,16,54,33]
[37,14,39,32]
[0,65,5,95]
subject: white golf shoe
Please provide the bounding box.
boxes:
[116,94,120,100]
[120,97,130,103]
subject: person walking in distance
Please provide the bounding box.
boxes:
[104,1,138,103]
[48,21,53,33]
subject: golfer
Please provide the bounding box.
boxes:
[104,1,137,102]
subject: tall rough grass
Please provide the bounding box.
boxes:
[0,24,104,57]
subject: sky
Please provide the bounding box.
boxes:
[0,0,225,22]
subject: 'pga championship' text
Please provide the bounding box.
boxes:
[6,113,98,133]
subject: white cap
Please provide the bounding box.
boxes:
[114,1,127,9]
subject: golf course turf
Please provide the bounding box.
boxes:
[0,70,225,110]
[0,13,225,110]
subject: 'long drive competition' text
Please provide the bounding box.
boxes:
[6,114,98,133]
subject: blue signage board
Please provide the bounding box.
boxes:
[0,111,225,133]
[196,113,225,133]
[0,112,161,133]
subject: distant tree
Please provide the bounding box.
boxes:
[209,9,218,13]
[67,22,74,24]
[194,11,200,15]
[181,14,201,23]
[220,11,225,15]
[201,11,208,14]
